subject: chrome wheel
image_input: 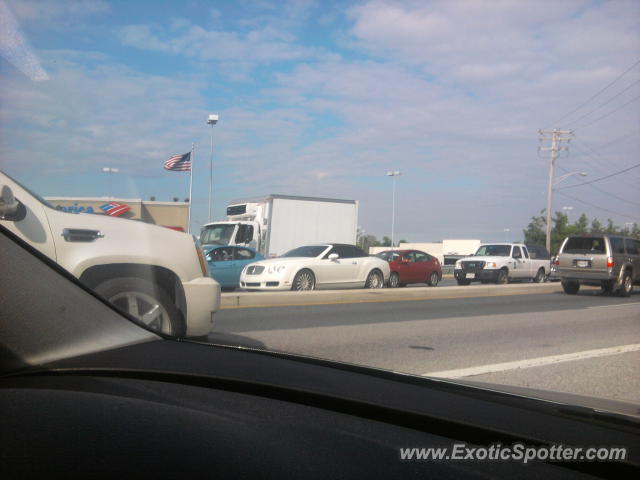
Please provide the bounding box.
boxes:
[109,291,172,334]
[389,272,400,288]
[365,270,383,289]
[428,271,439,287]
[293,270,315,291]
[619,273,632,297]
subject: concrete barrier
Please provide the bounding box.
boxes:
[220,282,566,309]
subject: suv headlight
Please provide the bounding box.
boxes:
[267,265,287,274]
[485,262,497,268]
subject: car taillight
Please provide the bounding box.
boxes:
[553,258,560,266]
[607,257,615,268]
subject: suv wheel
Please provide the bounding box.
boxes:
[562,280,580,295]
[95,277,185,337]
[618,272,633,297]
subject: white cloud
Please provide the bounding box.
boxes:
[119,22,323,64]
[6,0,109,22]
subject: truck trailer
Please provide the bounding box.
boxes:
[200,194,358,258]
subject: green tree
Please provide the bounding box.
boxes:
[605,219,619,234]
[591,219,603,233]
[522,210,546,246]
[524,211,639,255]
[574,213,589,233]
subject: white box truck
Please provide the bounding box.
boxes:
[200,195,358,257]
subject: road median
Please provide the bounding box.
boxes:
[221,282,565,309]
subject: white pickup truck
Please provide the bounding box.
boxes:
[0,171,220,338]
[454,243,550,285]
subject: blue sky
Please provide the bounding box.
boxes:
[1,0,639,241]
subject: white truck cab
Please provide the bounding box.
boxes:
[0,171,220,338]
[454,243,550,285]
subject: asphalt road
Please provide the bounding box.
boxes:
[209,289,640,405]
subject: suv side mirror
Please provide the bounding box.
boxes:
[328,253,339,261]
[0,185,26,221]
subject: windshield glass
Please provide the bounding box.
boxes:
[282,245,328,258]
[474,245,511,257]
[376,251,401,262]
[201,225,235,245]
[562,237,606,254]
[1,0,639,421]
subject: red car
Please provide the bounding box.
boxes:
[375,249,442,287]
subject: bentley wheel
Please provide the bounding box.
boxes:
[292,269,315,291]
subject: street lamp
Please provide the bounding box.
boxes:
[387,170,401,248]
[503,228,510,243]
[101,167,119,198]
[562,205,573,221]
[207,113,219,223]
[545,171,587,252]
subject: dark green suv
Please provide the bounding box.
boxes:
[557,235,639,297]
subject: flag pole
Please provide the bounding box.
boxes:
[187,142,194,234]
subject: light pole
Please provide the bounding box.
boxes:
[102,167,119,198]
[207,114,219,223]
[387,170,401,248]
[562,205,573,222]
[545,171,587,252]
[503,228,510,243]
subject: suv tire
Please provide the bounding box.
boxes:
[95,277,185,337]
[562,280,580,295]
[618,272,633,297]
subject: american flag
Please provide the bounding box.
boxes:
[164,152,191,171]
[100,202,130,217]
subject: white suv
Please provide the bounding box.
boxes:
[0,171,220,338]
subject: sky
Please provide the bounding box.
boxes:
[0,0,639,242]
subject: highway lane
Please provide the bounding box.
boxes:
[209,290,640,404]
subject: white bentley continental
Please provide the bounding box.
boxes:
[239,244,390,291]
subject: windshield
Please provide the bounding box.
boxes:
[1,0,639,427]
[474,245,511,257]
[282,245,328,258]
[376,251,401,262]
[562,237,607,254]
[201,225,235,245]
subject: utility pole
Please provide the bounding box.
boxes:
[539,129,573,253]
[387,170,401,248]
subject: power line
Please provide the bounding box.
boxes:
[574,93,640,129]
[572,136,640,182]
[557,165,640,206]
[566,78,640,128]
[550,58,640,127]
[569,140,634,178]
[556,162,640,189]
[588,128,640,151]
[555,191,640,220]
